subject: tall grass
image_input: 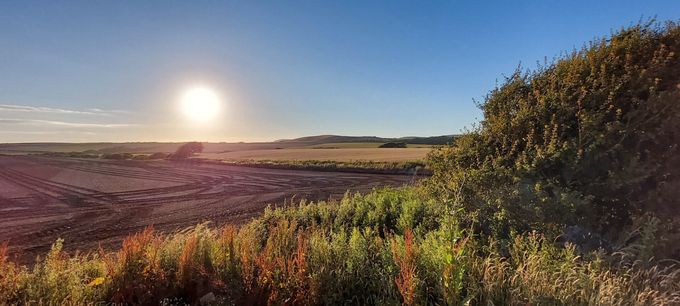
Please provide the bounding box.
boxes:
[1,188,678,305]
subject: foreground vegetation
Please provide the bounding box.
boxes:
[2,21,680,305]
[1,188,678,305]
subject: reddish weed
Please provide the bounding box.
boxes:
[392,229,418,306]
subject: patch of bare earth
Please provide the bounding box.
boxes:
[0,155,416,264]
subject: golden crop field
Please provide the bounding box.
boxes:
[199,147,431,162]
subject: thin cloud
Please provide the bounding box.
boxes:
[0,104,127,116]
[87,108,130,114]
[0,118,138,128]
[0,130,97,135]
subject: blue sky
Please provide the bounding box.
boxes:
[1,1,678,142]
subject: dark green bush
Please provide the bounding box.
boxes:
[379,142,408,148]
[427,21,680,254]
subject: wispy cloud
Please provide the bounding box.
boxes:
[0,104,127,116]
[0,118,137,128]
[0,130,97,135]
[87,108,129,114]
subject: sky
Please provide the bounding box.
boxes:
[1,1,678,143]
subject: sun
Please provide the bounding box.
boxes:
[180,86,221,122]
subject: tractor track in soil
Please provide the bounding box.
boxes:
[0,155,416,264]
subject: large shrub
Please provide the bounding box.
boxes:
[427,21,680,252]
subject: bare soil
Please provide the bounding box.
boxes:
[0,155,415,264]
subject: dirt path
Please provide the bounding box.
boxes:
[0,155,415,264]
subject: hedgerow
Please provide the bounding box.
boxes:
[427,20,680,257]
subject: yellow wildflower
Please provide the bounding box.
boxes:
[88,277,105,287]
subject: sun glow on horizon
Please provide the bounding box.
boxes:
[180,86,221,122]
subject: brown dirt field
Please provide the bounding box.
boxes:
[199,148,430,162]
[0,155,417,264]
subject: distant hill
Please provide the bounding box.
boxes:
[276,134,458,145]
[0,135,457,155]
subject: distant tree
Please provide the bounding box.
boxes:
[171,142,203,160]
[379,142,407,148]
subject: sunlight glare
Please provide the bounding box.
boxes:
[180,86,221,122]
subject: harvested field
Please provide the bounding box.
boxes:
[199,148,430,162]
[300,142,434,149]
[0,155,415,264]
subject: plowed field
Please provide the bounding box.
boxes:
[0,155,414,263]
